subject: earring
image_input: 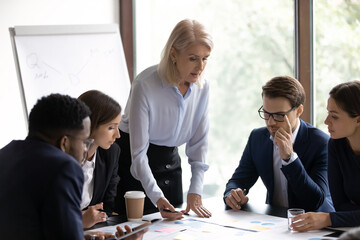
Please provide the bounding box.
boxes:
[172,61,176,65]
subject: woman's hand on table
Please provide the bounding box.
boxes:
[291,212,331,232]
[183,193,212,218]
[82,203,107,229]
[157,197,183,219]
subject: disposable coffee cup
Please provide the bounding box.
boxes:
[124,191,146,221]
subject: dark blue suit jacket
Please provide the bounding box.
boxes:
[225,120,334,212]
[88,144,120,211]
[0,137,84,240]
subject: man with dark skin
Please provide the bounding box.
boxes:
[0,94,146,240]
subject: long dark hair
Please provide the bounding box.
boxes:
[78,90,121,133]
[329,80,360,118]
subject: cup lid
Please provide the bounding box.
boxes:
[124,191,146,199]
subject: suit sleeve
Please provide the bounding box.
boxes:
[281,132,329,211]
[224,130,259,199]
[103,145,121,211]
[330,210,360,227]
[42,160,84,240]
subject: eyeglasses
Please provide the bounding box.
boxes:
[66,134,94,152]
[258,106,296,122]
[66,135,94,165]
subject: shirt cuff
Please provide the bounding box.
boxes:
[188,166,205,195]
[147,190,164,207]
[282,152,298,166]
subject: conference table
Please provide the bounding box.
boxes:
[89,197,345,239]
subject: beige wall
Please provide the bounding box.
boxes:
[0,0,119,147]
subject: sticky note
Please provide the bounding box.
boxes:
[174,233,195,240]
[155,227,177,233]
[250,225,270,230]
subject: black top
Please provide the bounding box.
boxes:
[88,143,120,211]
[328,138,360,227]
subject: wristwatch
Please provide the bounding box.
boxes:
[283,152,295,162]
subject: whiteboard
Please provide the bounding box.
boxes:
[9,24,130,125]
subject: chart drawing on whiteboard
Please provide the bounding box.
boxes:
[10,25,130,122]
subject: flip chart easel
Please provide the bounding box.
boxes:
[9,24,130,128]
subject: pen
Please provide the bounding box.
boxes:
[193,219,257,233]
[160,208,180,213]
[237,189,247,205]
[97,209,119,216]
[160,208,189,215]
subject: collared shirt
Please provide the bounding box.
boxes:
[271,118,300,208]
[80,151,96,210]
[119,65,210,205]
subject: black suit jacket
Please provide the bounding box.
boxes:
[89,143,120,211]
[0,137,84,240]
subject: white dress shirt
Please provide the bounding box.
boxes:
[271,118,300,208]
[80,151,96,210]
[119,65,210,206]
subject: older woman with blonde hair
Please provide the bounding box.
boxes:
[114,19,213,219]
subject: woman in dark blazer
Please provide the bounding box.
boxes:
[291,80,360,231]
[78,90,122,229]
